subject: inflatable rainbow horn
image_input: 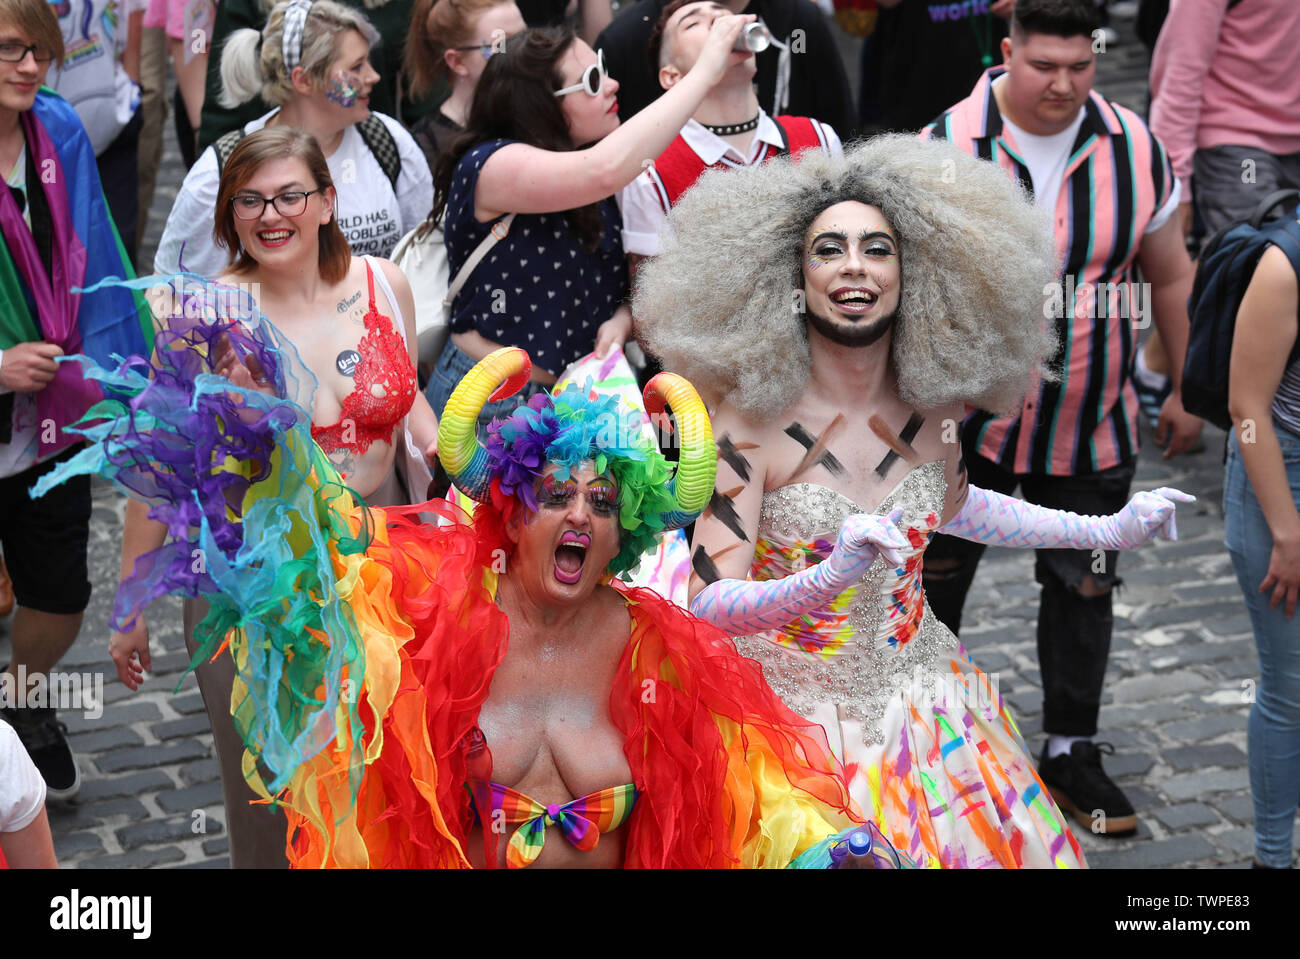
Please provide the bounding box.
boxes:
[436,347,532,502]
[643,372,716,530]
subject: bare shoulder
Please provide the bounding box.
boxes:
[373,256,412,297]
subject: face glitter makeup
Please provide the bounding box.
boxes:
[325,69,363,107]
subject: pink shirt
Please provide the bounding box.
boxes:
[1150,0,1300,198]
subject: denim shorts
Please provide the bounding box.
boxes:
[424,341,549,431]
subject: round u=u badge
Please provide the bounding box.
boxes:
[336,350,362,377]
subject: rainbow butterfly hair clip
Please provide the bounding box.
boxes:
[437,348,715,575]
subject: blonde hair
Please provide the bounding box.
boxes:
[219,0,381,109]
[634,135,1061,418]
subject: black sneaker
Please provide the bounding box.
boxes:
[0,705,81,801]
[1038,740,1137,836]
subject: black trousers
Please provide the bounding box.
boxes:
[96,108,143,266]
[923,430,1136,738]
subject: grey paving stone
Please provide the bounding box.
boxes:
[1152,803,1220,831]
[62,700,162,734]
[48,797,149,831]
[1104,700,1197,727]
[79,846,187,869]
[202,837,230,857]
[1212,792,1255,826]
[1214,827,1256,861]
[970,650,1013,673]
[1152,642,1242,669]
[1163,743,1248,773]
[67,726,143,754]
[75,769,174,802]
[171,691,207,715]
[1123,565,1194,587]
[117,814,224,851]
[1172,582,1249,605]
[53,831,106,859]
[156,781,225,814]
[1111,671,1211,703]
[1005,690,1041,717]
[1136,602,1244,629]
[95,739,211,774]
[1105,752,1154,778]
[1085,835,1217,869]
[1160,712,1246,743]
[151,714,213,741]
[1161,768,1250,802]
[175,857,230,869]
[1203,613,1255,638]
[178,758,221,785]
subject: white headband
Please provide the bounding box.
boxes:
[281,0,315,72]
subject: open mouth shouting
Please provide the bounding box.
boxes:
[829,286,879,316]
[554,530,590,584]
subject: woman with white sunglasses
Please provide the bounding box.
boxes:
[423,18,753,424]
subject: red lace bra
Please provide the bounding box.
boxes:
[311,261,417,457]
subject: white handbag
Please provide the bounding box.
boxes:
[391,212,517,367]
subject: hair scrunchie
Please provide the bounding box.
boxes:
[281,0,315,72]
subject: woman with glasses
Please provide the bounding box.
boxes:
[112,126,440,866]
[423,18,754,424]
[153,0,433,279]
[405,0,527,174]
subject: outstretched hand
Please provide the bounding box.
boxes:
[1113,487,1196,546]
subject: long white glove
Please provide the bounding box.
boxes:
[939,484,1195,550]
[690,510,910,635]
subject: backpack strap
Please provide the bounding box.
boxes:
[213,128,247,176]
[356,113,402,193]
[1268,216,1300,365]
[442,212,517,308]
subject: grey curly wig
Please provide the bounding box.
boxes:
[633,135,1061,418]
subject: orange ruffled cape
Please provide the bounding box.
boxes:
[282,498,859,868]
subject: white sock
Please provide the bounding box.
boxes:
[1133,347,1168,390]
[1048,735,1089,758]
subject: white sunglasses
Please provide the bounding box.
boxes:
[554,49,607,98]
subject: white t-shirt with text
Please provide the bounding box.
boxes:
[154,110,433,277]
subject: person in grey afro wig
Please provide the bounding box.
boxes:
[633,134,1060,418]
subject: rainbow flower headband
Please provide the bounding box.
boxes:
[437,349,715,575]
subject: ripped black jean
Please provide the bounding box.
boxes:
[923,441,1136,738]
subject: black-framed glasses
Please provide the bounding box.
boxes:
[554,49,606,98]
[0,42,56,63]
[453,41,499,59]
[230,189,321,220]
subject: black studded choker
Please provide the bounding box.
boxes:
[702,115,760,137]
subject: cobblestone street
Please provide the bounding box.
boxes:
[3,7,1291,869]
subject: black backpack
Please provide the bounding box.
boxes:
[212,112,402,191]
[1182,190,1300,431]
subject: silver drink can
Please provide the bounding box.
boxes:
[734,21,772,52]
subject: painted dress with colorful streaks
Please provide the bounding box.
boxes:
[735,461,1086,869]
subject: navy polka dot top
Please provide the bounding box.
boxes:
[444,140,629,375]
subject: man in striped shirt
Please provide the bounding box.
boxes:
[920,0,1203,837]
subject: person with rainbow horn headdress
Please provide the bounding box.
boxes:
[32,295,906,867]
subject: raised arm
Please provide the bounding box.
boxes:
[473,15,752,220]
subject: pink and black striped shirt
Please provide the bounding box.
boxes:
[923,68,1177,476]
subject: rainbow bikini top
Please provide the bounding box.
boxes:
[466,780,639,869]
